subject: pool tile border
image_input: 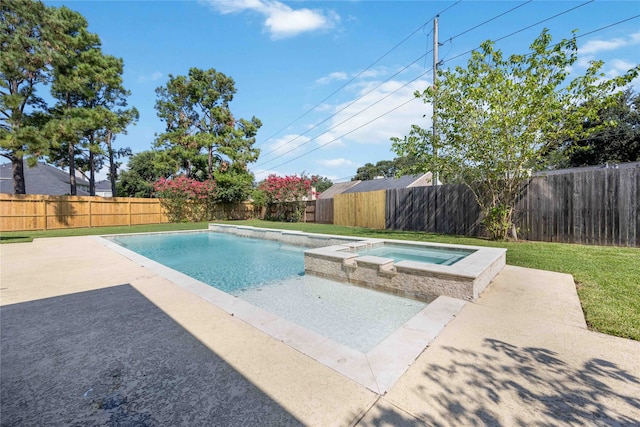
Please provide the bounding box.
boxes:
[95,232,466,394]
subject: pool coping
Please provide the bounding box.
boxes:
[94,231,467,394]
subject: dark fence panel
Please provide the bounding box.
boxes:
[386,185,482,236]
[385,165,639,247]
[516,167,639,246]
[315,198,334,224]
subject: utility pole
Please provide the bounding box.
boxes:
[432,15,439,186]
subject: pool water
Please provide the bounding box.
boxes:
[355,243,474,266]
[108,232,426,353]
[109,232,306,294]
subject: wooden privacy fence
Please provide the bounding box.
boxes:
[386,185,482,235]
[382,165,639,247]
[315,198,334,224]
[0,194,168,232]
[334,190,386,229]
[516,166,639,246]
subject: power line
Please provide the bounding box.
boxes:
[256,53,431,163]
[264,97,420,171]
[254,4,637,174]
[254,0,462,149]
[258,1,532,163]
[442,0,595,65]
[255,68,432,168]
[443,0,533,42]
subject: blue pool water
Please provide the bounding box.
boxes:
[109,232,306,294]
[108,231,427,353]
[355,244,474,266]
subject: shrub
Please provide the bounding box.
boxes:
[258,174,317,222]
[154,176,217,222]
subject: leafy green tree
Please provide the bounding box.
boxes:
[392,29,639,240]
[117,150,178,198]
[554,89,640,167]
[0,0,62,193]
[353,156,418,180]
[155,67,262,179]
[213,164,254,205]
[311,175,333,193]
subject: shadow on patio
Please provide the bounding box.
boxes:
[0,284,303,426]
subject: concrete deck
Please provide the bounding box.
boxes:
[2,236,639,426]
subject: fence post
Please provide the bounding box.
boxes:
[88,199,92,228]
[128,199,132,226]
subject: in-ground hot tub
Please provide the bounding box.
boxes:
[209,224,506,302]
[305,239,506,303]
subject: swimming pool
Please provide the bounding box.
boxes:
[107,231,426,353]
[98,227,476,393]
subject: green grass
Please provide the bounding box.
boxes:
[0,222,209,243]
[2,219,638,341]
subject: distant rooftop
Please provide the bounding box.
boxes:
[343,173,433,194]
[535,161,640,176]
[0,161,91,196]
[320,173,433,199]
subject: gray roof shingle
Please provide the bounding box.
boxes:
[343,174,427,194]
[0,162,91,196]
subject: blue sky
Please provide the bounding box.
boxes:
[46,0,640,182]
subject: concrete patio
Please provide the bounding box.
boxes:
[1,236,639,426]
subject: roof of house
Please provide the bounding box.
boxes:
[534,161,640,176]
[319,173,433,199]
[95,180,112,191]
[318,180,361,199]
[343,174,431,194]
[0,161,91,196]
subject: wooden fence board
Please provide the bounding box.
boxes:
[316,198,334,224]
[380,166,639,246]
[334,190,385,229]
[0,194,169,232]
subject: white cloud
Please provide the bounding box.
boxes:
[314,131,344,148]
[359,68,389,79]
[203,0,339,39]
[317,158,355,168]
[137,71,164,83]
[316,71,348,85]
[266,134,312,157]
[610,59,636,73]
[580,31,640,55]
[325,79,431,145]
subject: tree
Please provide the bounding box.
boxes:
[80,54,138,197]
[155,68,262,179]
[353,156,418,181]
[392,29,639,240]
[46,6,101,195]
[0,0,62,193]
[553,89,640,167]
[117,150,178,198]
[311,175,333,193]
[213,164,254,205]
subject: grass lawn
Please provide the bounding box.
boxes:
[2,219,638,341]
[0,222,209,244]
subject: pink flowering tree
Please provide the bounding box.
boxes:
[258,174,317,222]
[154,175,217,222]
